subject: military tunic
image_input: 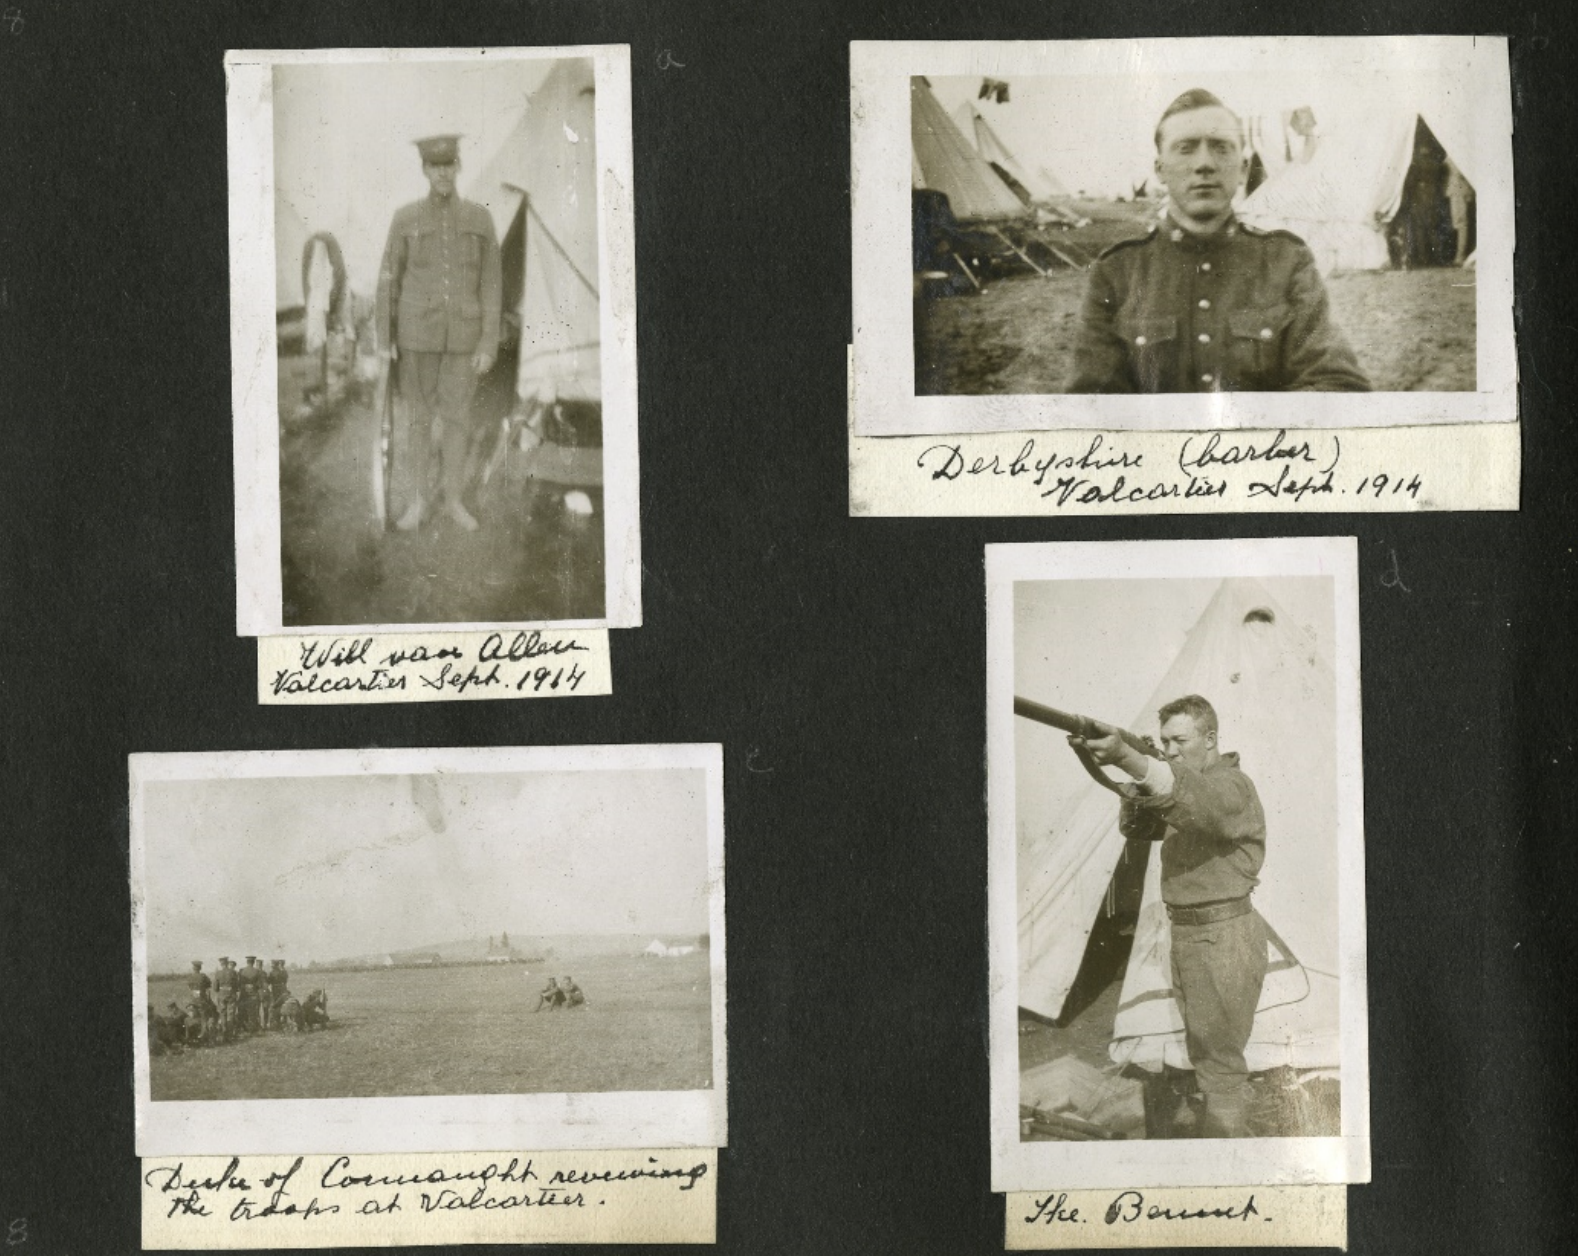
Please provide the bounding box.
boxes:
[1067,217,1371,394]
[375,193,503,511]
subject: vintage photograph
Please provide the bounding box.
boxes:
[852,37,1516,434]
[227,47,640,634]
[131,745,725,1156]
[986,538,1369,1191]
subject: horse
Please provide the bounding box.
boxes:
[302,988,329,1030]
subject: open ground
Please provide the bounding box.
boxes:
[149,952,712,1101]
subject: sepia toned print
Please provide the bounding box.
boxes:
[227,47,641,636]
[853,37,1515,436]
[132,745,725,1157]
[987,539,1369,1192]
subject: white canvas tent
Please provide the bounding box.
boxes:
[1018,578,1341,1078]
[643,939,695,958]
[1240,99,1477,272]
[911,77,1025,221]
[950,101,1068,204]
[468,58,601,409]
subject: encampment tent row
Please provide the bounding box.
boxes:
[1018,579,1341,1081]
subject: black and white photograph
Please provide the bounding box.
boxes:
[131,744,725,1156]
[987,538,1369,1191]
[852,37,1516,435]
[227,47,640,634]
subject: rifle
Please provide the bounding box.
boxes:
[1013,697,1161,794]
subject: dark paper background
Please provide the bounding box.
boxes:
[1,2,1573,1253]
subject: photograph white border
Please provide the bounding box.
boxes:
[852,36,1516,436]
[227,45,641,635]
[986,537,1369,1191]
[131,743,726,1157]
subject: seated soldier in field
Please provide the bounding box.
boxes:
[561,976,586,1008]
[532,976,566,1012]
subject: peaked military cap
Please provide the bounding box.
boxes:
[415,134,461,165]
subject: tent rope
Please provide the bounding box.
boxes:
[526,199,599,299]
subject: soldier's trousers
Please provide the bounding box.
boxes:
[1169,908,1268,1098]
[399,351,479,507]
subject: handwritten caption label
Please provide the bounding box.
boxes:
[1005,1185,1345,1250]
[142,1150,715,1248]
[850,422,1519,516]
[257,629,612,704]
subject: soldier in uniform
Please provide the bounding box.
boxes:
[376,134,503,533]
[214,957,238,1041]
[268,960,290,1022]
[532,976,565,1012]
[1067,90,1371,394]
[238,955,263,1033]
[1073,694,1269,1138]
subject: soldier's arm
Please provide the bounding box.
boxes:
[1153,763,1258,841]
[1065,260,1136,393]
[375,210,408,356]
[1280,244,1371,392]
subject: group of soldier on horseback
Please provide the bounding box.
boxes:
[150,955,328,1052]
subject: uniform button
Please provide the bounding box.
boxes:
[1200,262,1212,272]
[1198,299,1211,310]
[1198,333,1211,344]
[1135,335,1147,346]
[1260,328,1274,340]
[1201,373,1214,384]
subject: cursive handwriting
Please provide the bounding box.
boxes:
[918,435,1142,486]
[480,630,590,662]
[1178,428,1336,475]
[272,668,406,695]
[1024,1192,1084,1224]
[550,1159,710,1192]
[1105,1189,1263,1225]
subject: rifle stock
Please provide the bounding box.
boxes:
[1013,697,1161,762]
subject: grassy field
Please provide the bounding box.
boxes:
[148,953,712,1102]
[917,200,1477,395]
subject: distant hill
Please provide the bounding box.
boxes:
[317,932,695,970]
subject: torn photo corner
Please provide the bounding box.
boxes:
[225,46,640,636]
[985,537,1369,1192]
[130,743,725,1158]
[852,36,1515,436]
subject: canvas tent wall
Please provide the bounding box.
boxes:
[950,101,1068,204]
[1239,101,1477,272]
[1018,578,1341,1077]
[467,58,601,408]
[911,77,1025,222]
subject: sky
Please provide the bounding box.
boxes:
[142,767,711,970]
[272,56,560,300]
[1012,576,1334,840]
[929,59,1470,199]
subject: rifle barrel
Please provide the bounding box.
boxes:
[1013,697,1161,761]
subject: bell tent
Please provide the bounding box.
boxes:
[1017,578,1342,1079]
[911,76,1025,222]
[1239,100,1477,272]
[949,101,1069,205]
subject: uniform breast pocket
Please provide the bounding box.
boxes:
[1117,315,1179,393]
[409,230,437,269]
[462,230,485,270]
[1227,305,1292,389]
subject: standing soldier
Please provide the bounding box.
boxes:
[268,960,290,1024]
[376,133,503,533]
[187,961,216,1045]
[238,955,263,1033]
[214,957,238,1042]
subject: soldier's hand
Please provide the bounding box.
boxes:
[472,351,495,376]
[1079,728,1127,767]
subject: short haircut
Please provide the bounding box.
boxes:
[1158,694,1219,737]
[1154,89,1243,151]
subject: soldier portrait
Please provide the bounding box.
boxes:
[226,47,641,636]
[850,37,1517,437]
